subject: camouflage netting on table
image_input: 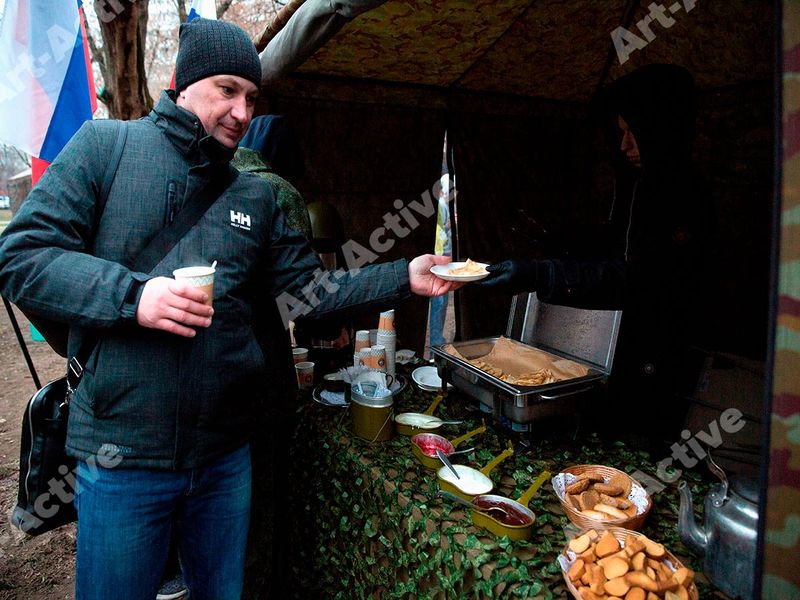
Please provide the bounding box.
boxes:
[281,367,726,599]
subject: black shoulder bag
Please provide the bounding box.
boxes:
[12,127,238,536]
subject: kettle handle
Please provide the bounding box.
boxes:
[706,451,729,507]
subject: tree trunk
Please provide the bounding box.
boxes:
[94,0,153,120]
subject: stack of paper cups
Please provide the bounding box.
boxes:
[354,330,371,366]
[371,345,387,373]
[377,309,397,376]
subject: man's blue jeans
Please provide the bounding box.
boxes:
[74,444,251,600]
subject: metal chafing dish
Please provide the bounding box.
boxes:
[430,293,622,428]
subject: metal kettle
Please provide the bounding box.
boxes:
[678,453,759,600]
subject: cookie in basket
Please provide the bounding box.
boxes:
[558,528,699,600]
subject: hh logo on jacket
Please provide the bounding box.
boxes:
[230,210,251,231]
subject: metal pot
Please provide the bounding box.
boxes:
[411,424,486,470]
[350,388,393,443]
[394,395,445,436]
[470,470,551,541]
[436,443,514,501]
[678,453,758,600]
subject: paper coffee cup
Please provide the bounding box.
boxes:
[378,309,395,332]
[377,331,397,376]
[293,347,309,364]
[354,330,371,353]
[173,266,215,306]
[295,361,315,389]
[371,345,387,372]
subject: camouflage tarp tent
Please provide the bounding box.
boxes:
[257,0,773,361]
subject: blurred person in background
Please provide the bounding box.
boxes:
[429,173,453,349]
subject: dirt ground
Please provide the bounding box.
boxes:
[0,305,75,600]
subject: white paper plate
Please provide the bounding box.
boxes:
[412,366,452,392]
[430,261,489,282]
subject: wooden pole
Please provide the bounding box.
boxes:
[255,0,308,53]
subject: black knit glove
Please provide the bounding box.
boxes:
[478,259,540,295]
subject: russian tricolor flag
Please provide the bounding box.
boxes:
[187,0,217,22]
[0,0,96,184]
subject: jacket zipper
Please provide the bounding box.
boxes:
[166,182,177,225]
[24,394,36,502]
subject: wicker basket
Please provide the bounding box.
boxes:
[561,527,699,600]
[554,464,652,531]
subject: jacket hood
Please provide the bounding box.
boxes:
[238,114,305,181]
[604,64,696,176]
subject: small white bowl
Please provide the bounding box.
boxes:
[412,366,452,392]
[396,349,416,364]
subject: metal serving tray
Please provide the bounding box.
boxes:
[430,293,622,426]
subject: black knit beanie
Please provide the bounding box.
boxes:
[175,18,261,92]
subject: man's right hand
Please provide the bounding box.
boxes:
[136,277,213,337]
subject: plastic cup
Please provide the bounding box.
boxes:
[173,266,215,306]
[295,361,315,389]
[293,347,309,364]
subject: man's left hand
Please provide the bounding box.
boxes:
[408,255,465,297]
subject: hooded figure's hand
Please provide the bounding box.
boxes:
[478,259,540,295]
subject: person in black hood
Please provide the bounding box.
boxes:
[480,64,711,449]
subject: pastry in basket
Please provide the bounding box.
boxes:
[561,529,697,600]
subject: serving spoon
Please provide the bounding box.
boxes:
[446,446,475,458]
[436,449,461,479]
[438,490,509,521]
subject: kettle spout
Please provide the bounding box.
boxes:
[678,480,708,554]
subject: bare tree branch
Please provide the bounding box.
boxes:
[146,28,163,75]
[10,146,31,167]
[217,0,234,19]
[177,0,187,23]
[83,14,111,108]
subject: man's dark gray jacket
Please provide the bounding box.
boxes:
[0,93,410,469]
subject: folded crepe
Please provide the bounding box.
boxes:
[443,337,587,386]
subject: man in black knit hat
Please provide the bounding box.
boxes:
[0,17,459,600]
